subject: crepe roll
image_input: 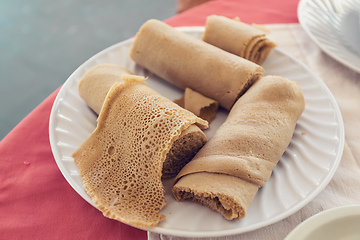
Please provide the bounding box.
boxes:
[172,75,305,220]
[78,64,132,115]
[73,74,208,228]
[78,64,207,178]
[203,15,276,65]
[129,19,264,110]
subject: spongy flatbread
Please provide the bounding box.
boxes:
[73,75,208,228]
[174,88,219,123]
[77,64,207,179]
[130,19,264,110]
[203,15,276,65]
[173,172,259,220]
[173,75,305,220]
[78,64,132,114]
[162,124,207,178]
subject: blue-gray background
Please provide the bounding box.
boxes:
[0,0,177,140]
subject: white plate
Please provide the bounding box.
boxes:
[284,205,360,240]
[298,0,360,73]
[49,27,344,238]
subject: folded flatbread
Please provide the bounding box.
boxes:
[174,88,219,123]
[172,75,305,220]
[78,64,133,115]
[78,64,207,178]
[73,74,208,228]
[203,15,276,65]
[129,19,264,110]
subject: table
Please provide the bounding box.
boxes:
[2,0,360,239]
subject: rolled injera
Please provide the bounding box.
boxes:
[203,15,276,65]
[78,64,208,178]
[129,19,264,110]
[78,64,132,115]
[73,74,208,228]
[172,75,305,220]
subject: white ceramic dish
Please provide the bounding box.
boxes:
[298,0,360,73]
[284,205,360,240]
[49,27,344,238]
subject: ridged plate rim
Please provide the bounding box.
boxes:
[298,0,360,73]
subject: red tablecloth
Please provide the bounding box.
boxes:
[0,0,299,239]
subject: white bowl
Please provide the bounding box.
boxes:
[340,7,360,56]
[284,205,360,240]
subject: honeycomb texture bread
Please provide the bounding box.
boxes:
[78,64,132,115]
[203,15,276,65]
[172,75,305,220]
[162,124,207,178]
[77,64,207,178]
[174,88,219,123]
[72,74,208,228]
[129,19,264,110]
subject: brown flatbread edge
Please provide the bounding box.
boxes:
[174,88,219,123]
[162,125,207,178]
[172,172,259,220]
